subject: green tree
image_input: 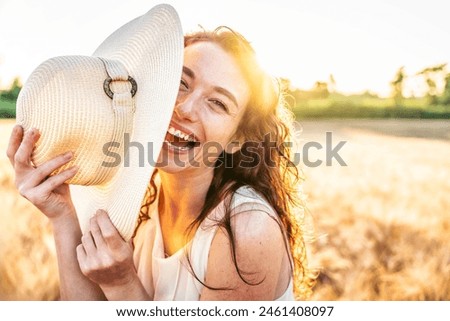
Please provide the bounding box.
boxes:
[390,66,405,107]
[441,73,450,105]
[0,77,22,101]
[312,81,329,99]
[417,63,447,105]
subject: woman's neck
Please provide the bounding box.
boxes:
[158,168,214,223]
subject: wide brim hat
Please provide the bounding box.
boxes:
[16,4,184,240]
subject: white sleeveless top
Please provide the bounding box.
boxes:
[133,186,295,300]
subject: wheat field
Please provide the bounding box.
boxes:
[299,119,450,300]
[0,118,449,300]
[0,120,59,300]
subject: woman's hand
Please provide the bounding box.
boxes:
[6,125,78,221]
[7,125,108,300]
[77,210,149,300]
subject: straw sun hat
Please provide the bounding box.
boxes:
[16,4,184,240]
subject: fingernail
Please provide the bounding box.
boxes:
[70,165,78,172]
[64,151,73,159]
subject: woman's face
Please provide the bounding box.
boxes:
[157,41,250,174]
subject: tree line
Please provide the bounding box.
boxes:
[391,63,450,106]
[2,63,450,108]
[281,63,450,108]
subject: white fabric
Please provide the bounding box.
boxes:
[133,186,295,301]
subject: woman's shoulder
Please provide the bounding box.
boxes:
[202,185,291,300]
[229,185,276,217]
[204,185,280,235]
[221,185,283,241]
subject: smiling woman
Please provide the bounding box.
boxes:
[158,39,250,174]
[7,5,315,301]
[133,27,317,300]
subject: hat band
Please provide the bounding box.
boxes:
[99,58,136,105]
[99,58,136,181]
[104,76,137,99]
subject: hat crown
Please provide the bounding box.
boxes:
[17,56,136,185]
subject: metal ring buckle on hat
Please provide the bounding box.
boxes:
[103,76,138,99]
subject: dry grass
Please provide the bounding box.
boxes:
[0,120,59,300]
[0,118,449,300]
[299,120,450,300]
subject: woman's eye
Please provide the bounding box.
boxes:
[210,99,228,112]
[180,79,188,90]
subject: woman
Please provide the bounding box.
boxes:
[7,28,315,300]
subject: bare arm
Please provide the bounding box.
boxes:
[52,212,106,300]
[7,125,105,300]
[200,208,291,300]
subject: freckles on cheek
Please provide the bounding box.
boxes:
[204,113,243,148]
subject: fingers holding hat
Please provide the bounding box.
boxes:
[77,210,135,287]
[31,155,77,192]
[16,128,41,170]
[6,125,24,166]
[8,125,79,217]
[93,210,126,251]
[7,125,37,169]
[88,211,107,250]
[77,228,104,281]
[83,209,130,258]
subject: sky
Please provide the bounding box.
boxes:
[0,0,449,97]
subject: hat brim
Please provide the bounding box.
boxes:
[70,4,183,240]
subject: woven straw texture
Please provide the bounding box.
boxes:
[16,4,184,240]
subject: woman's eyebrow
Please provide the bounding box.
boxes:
[213,86,238,109]
[183,66,195,79]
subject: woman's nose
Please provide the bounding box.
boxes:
[174,92,198,121]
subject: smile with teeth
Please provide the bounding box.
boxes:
[165,126,199,151]
[168,126,196,142]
